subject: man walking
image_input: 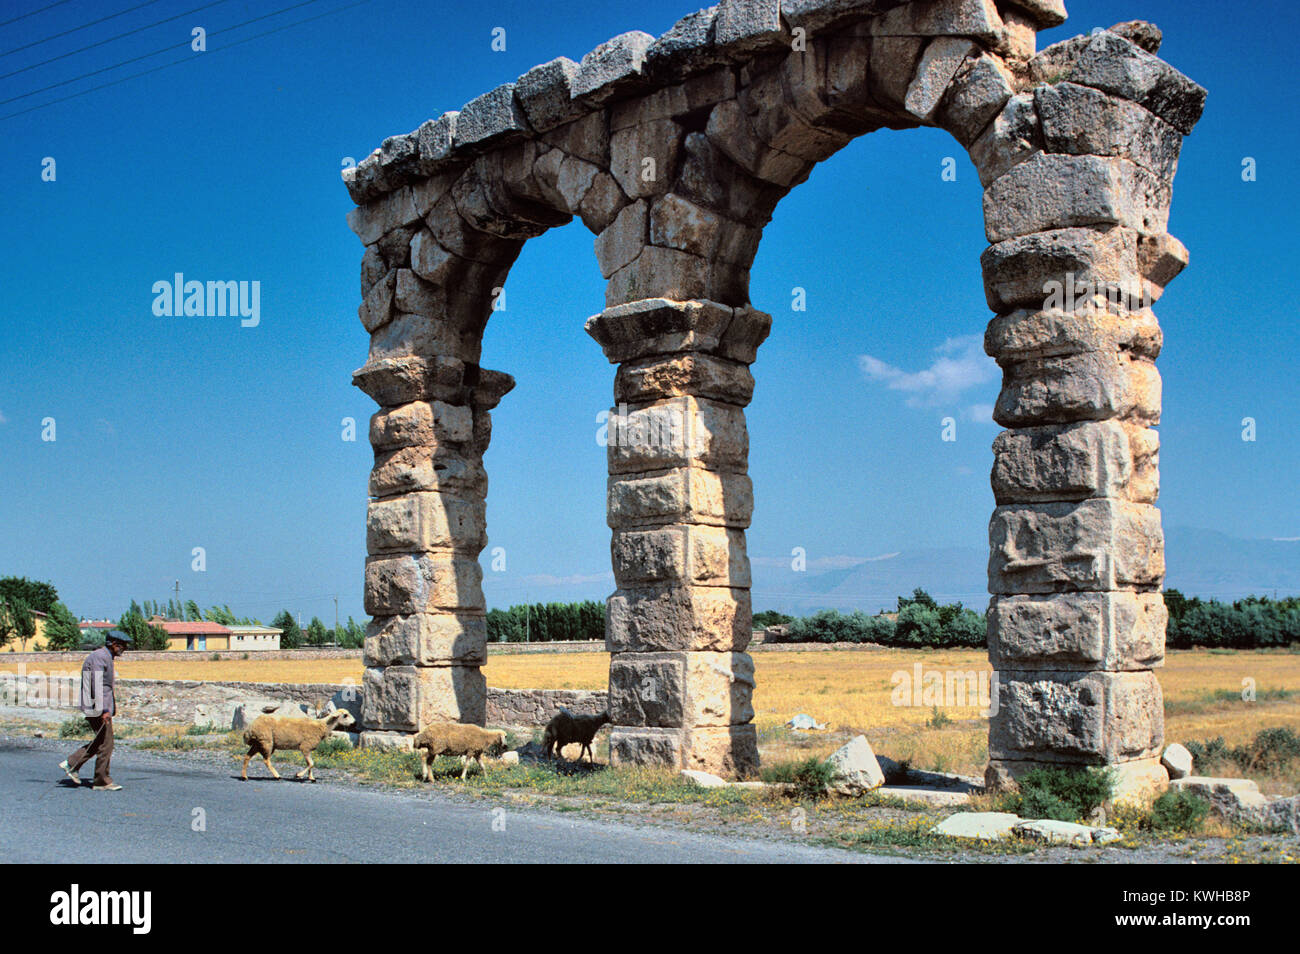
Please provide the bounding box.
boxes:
[59,630,130,791]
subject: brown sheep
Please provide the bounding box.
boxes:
[413,721,508,781]
[241,709,356,782]
[542,709,609,763]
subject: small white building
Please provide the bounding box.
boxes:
[225,625,282,652]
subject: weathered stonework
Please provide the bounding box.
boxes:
[344,0,1204,783]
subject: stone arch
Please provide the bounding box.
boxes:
[344,0,1206,793]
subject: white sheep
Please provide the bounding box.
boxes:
[240,708,356,782]
[413,721,508,781]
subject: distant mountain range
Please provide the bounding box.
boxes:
[748,527,1300,615]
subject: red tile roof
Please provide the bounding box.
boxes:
[155,621,231,635]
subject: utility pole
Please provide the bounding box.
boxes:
[333,596,339,646]
[173,580,181,619]
[525,596,530,643]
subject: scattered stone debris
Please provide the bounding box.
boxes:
[785,714,826,731]
[826,735,886,796]
[1161,742,1193,779]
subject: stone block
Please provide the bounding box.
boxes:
[364,553,484,615]
[514,57,585,133]
[969,90,1040,187]
[980,225,1141,313]
[610,118,684,199]
[361,664,486,730]
[644,8,721,82]
[614,353,756,406]
[606,396,749,474]
[358,269,395,333]
[906,37,978,121]
[684,724,759,778]
[934,51,1015,145]
[984,308,1162,364]
[595,201,648,279]
[454,83,530,150]
[988,591,1166,670]
[415,113,458,175]
[608,651,755,727]
[988,499,1164,593]
[572,31,655,106]
[996,0,1065,27]
[607,468,754,529]
[363,613,488,667]
[586,298,736,364]
[609,725,683,769]
[1161,742,1192,779]
[607,584,752,653]
[983,153,1171,243]
[993,348,1161,426]
[1036,82,1182,181]
[611,525,751,587]
[990,420,1159,503]
[369,401,473,450]
[347,185,421,246]
[714,0,786,57]
[369,446,486,500]
[872,0,1004,43]
[366,492,486,553]
[1066,30,1206,135]
[989,670,1164,762]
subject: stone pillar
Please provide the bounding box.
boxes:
[586,298,770,778]
[357,370,514,748]
[978,28,1206,802]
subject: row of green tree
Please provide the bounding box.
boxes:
[761,590,1300,649]
[1164,590,1300,649]
[760,590,987,648]
[486,601,605,643]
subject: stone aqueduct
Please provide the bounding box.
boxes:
[343,0,1205,796]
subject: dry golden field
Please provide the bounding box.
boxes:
[6,647,1296,783]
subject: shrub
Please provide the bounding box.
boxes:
[762,757,837,800]
[1147,790,1210,832]
[1011,766,1115,822]
[315,734,353,757]
[59,716,92,738]
[1185,727,1300,774]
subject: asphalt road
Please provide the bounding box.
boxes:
[1,737,900,864]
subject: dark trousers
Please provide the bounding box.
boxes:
[68,715,114,786]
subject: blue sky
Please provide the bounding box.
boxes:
[1,0,1296,624]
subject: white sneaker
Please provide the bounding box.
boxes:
[58,760,80,783]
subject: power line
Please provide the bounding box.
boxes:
[0,0,328,107]
[0,0,237,82]
[0,0,77,30]
[0,0,166,57]
[2,0,369,121]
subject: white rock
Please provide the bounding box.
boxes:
[1161,742,1193,779]
[932,812,1021,840]
[1014,819,1095,846]
[785,713,827,731]
[681,769,729,788]
[498,751,520,765]
[1092,827,1124,845]
[826,735,885,796]
[877,785,972,807]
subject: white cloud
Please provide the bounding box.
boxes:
[966,402,996,423]
[859,334,998,407]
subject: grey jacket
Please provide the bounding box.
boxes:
[79,647,115,717]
